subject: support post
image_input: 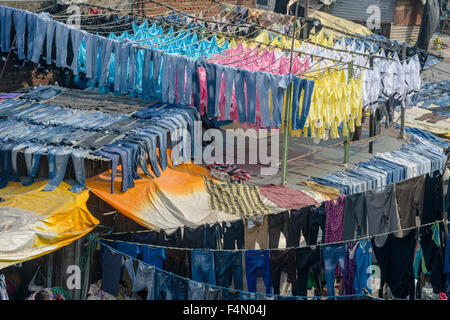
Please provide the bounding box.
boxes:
[399,43,407,139]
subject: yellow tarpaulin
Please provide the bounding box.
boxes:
[309,10,373,37]
[0,181,99,269]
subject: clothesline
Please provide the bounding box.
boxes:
[99,219,447,253]
[98,241,381,300]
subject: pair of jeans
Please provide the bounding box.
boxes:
[214,251,243,290]
[115,241,140,258]
[26,12,37,61]
[54,22,69,68]
[342,193,368,241]
[102,145,133,192]
[98,38,114,87]
[234,69,247,123]
[182,226,204,248]
[187,280,206,300]
[12,9,27,60]
[85,33,100,81]
[191,249,216,286]
[134,132,161,177]
[245,250,272,294]
[31,12,51,63]
[142,246,166,269]
[132,262,155,300]
[92,150,119,194]
[154,270,187,300]
[296,247,322,297]
[151,50,163,99]
[0,143,14,188]
[127,44,136,94]
[308,203,326,245]
[270,249,298,295]
[204,61,220,117]
[222,220,244,250]
[140,126,168,171]
[118,140,141,181]
[11,143,28,181]
[69,149,89,193]
[322,244,346,297]
[163,249,190,278]
[42,147,72,191]
[244,215,269,250]
[22,145,47,186]
[205,223,222,249]
[270,74,291,128]
[119,40,132,94]
[141,49,152,99]
[45,19,56,65]
[287,206,312,247]
[223,65,235,120]
[124,135,154,178]
[161,52,177,103]
[0,6,12,53]
[256,70,271,127]
[268,211,290,249]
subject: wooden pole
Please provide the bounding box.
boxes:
[369,55,375,153]
[344,62,354,165]
[399,43,407,139]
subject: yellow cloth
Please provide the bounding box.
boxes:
[298,181,342,200]
[0,181,99,269]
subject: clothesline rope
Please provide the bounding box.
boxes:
[98,240,382,300]
[98,219,447,252]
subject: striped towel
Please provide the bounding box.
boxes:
[203,176,269,217]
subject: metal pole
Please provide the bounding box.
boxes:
[281,0,301,186]
[302,0,309,40]
[399,43,407,139]
[344,62,354,165]
[369,55,374,153]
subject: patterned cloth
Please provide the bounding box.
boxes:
[324,195,346,244]
[207,163,251,183]
[203,176,269,217]
[26,287,69,300]
[0,275,8,300]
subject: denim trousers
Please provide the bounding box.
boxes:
[69,149,89,193]
[161,53,176,104]
[127,44,136,94]
[191,249,216,286]
[119,40,131,95]
[270,74,290,128]
[0,143,14,188]
[245,250,272,294]
[70,28,84,75]
[223,65,235,120]
[184,57,196,105]
[176,56,187,105]
[43,147,72,191]
[152,50,163,99]
[243,69,257,124]
[141,49,152,99]
[26,13,37,60]
[113,41,122,93]
[99,38,113,87]
[102,145,132,192]
[11,143,28,181]
[31,13,52,63]
[155,271,188,300]
[256,71,272,128]
[322,244,346,297]
[45,20,56,65]
[234,69,247,123]
[85,33,100,81]
[92,150,119,193]
[187,280,206,300]
[54,22,69,68]
[0,6,12,53]
[132,263,155,300]
[136,132,162,177]
[23,146,46,186]
[12,9,27,60]
[142,246,165,269]
[214,251,243,290]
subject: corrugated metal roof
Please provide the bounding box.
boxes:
[324,0,396,23]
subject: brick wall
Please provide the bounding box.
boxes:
[0,59,62,92]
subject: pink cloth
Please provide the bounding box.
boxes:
[259,184,317,209]
[193,42,310,127]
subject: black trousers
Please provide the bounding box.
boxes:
[287,206,312,247]
[222,220,244,250]
[182,226,205,248]
[296,247,322,297]
[270,249,298,295]
[268,211,290,249]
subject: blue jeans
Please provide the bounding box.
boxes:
[119,40,131,94]
[142,246,166,269]
[155,270,188,300]
[256,71,271,128]
[161,53,177,104]
[177,56,187,104]
[70,28,84,75]
[45,20,56,65]
[99,38,113,87]
[11,143,28,181]
[141,49,152,99]
[214,251,243,290]
[85,33,100,82]
[92,150,119,194]
[132,263,155,300]
[291,77,304,130]
[187,280,206,300]
[354,240,372,295]
[127,44,136,94]
[191,249,216,286]
[152,50,163,99]
[234,69,247,123]
[245,250,272,294]
[0,143,14,188]
[69,149,89,193]
[23,146,47,186]
[223,65,235,120]
[26,12,36,60]
[0,6,12,53]
[142,126,168,171]
[244,70,257,124]
[42,148,72,191]
[12,9,27,60]
[135,132,162,177]
[323,244,346,297]
[31,13,51,63]
[55,22,69,68]
[102,145,132,192]
[270,74,290,128]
